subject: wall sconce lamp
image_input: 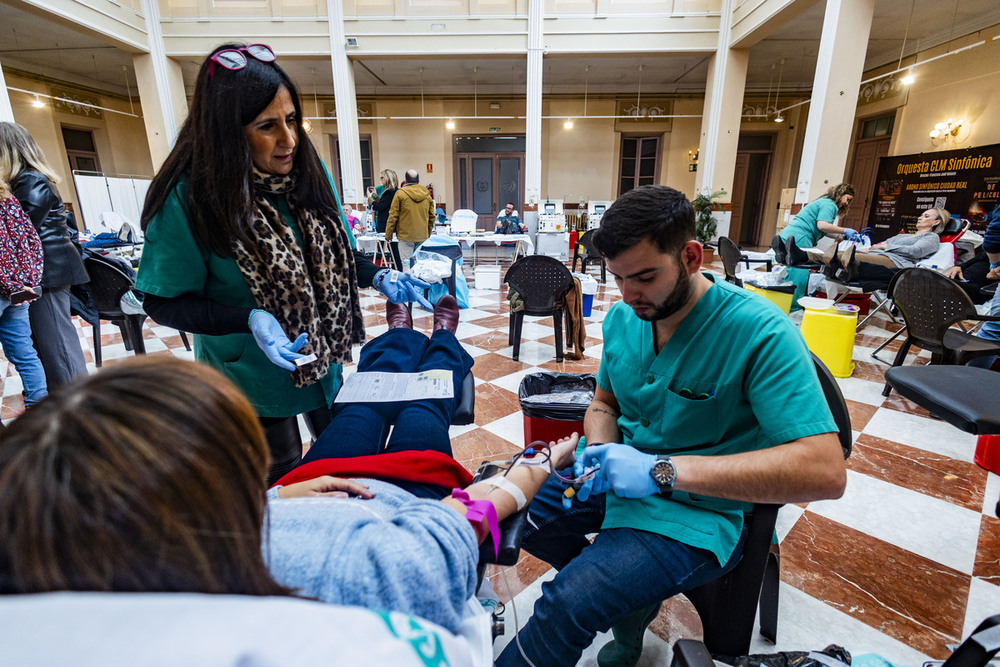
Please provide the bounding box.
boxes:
[929,118,967,145]
[688,149,699,164]
[301,118,313,133]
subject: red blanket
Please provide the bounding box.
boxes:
[271,450,474,491]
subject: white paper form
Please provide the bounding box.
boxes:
[333,370,454,403]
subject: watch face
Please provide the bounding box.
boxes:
[652,460,675,488]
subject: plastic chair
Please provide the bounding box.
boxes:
[571,229,606,283]
[504,256,576,363]
[83,255,148,367]
[410,239,464,301]
[880,268,1000,396]
[718,237,745,286]
[719,237,772,288]
[450,209,478,234]
[683,354,852,657]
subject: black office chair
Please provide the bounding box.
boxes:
[504,256,576,363]
[884,365,1000,436]
[83,255,148,367]
[572,229,606,283]
[683,353,852,657]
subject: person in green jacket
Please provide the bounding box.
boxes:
[137,43,431,484]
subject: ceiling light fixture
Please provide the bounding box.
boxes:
[31,94,44,109]
[446,118,455,130]
[564,119,574,129]
[901,70,915,85]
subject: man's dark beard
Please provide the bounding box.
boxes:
[634,264,693,322]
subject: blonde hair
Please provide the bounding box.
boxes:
[380,169,399,190]
[0,122,60,185]
[0,176,9,198]
[929,207,951,234]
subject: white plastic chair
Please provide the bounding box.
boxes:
[450,209,478,234]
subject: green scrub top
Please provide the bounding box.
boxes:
[136,177,358,419]
[596,275,838,565]
[779,197,839,248]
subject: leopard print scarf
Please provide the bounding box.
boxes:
[231,169,365,388]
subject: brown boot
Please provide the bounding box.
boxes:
[433,294,460,334]
[386,301,412,329]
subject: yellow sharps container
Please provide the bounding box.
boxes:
[800,300,858,378]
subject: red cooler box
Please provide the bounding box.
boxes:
[519,372,596,447]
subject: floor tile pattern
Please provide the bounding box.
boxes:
[2,257,997,665]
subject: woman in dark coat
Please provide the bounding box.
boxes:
[0,122,89,387]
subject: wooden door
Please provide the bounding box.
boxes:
[845,136,890,231]
[456,152,524,230]
[729,153,750,243]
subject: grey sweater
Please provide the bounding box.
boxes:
[263,479,479,633]
[869,232,940,268]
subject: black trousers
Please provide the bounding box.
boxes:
[29,285,88,389]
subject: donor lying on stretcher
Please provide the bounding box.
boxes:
[0,295,576,647]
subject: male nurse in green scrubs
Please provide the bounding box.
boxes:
[496,185,847,667]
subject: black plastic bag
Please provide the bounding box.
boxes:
[518,372,596,420]
[725,644,851,667]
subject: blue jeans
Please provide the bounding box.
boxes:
[969,284,1000,369]
[302,328,474,498]
[0,297,47,406]
[495,474,746,667]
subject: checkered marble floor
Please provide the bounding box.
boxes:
[2,258,997,666]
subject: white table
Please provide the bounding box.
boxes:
[453,234,534,264]
[356,235,397,269]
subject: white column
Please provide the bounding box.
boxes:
[133,53,186,169]
[795,0,875,202]
[327,0,362,204]
[0,59,13,123]
[139,0,180,157]
[524,0,543,207]
[696,0,747,202]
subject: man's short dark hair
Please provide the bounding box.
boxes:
[505,202,515,208]
[406,169,419,184]
[593,185,696,260]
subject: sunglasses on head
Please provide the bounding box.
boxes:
[208,44,276,78]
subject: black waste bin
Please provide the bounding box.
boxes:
[518,372,595,446]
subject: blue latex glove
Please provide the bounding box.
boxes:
[578,444,658,499]
[843,228,859,241]
[249,310,308,372]
[562,455,610,509]
[376,269,434,310]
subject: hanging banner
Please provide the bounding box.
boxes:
[866,144,1000,242]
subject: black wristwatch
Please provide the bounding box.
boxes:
[650,455,676,493]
